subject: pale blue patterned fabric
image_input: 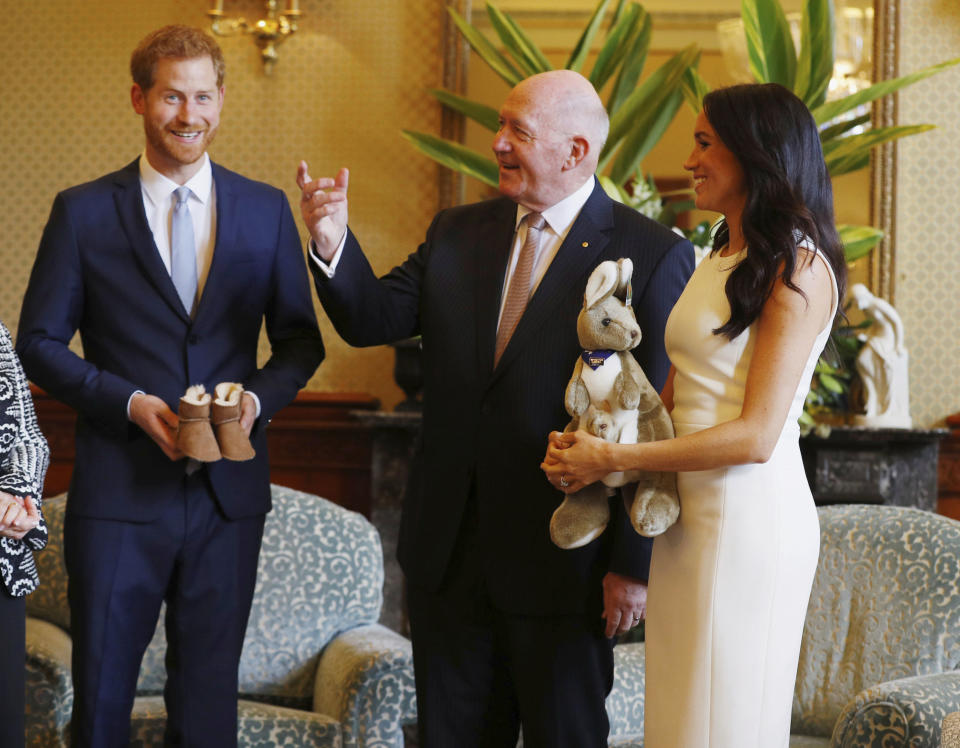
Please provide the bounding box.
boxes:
[26,486,417,747]
[605,505,960,748]
[606,641,645,743]
[129,696,344,747]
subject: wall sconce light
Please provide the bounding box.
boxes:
[208,0,304,75]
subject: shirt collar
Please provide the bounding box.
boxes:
[138,152,213,208]
[515,175,595,235]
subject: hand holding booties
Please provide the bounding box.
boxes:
[176,383,256,462]
[177,385,222,462]
[212,382,256,461]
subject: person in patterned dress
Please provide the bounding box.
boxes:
[0,319,49,748]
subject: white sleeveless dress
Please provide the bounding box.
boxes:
[644,248,838,748]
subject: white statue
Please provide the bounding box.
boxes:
[850,283,911,428]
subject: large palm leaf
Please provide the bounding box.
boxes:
[404,1,698,194]
[737,0,960,261]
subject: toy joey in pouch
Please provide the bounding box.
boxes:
[550,258,679,549]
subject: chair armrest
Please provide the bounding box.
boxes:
[314,623,417,748]
[832,671,960,748]
[607,642,646,741]
[25,617,73,746]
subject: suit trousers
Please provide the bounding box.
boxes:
[406,499,615,748]
[0,591,25,748]
[64,471,265,748]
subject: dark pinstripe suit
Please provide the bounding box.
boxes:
[312,180,694,746]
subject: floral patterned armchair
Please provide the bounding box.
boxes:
[24,485,417,748]
[605,504,960,747]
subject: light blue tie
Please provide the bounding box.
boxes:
[171,187,198,316]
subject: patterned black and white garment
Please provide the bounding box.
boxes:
[0,320,49,598]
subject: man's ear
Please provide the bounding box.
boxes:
[131,84,146,115]
[563,136,589,170]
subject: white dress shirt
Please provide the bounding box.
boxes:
[128,153,260,419]
[497,175,595,328]
[139,152,216,298]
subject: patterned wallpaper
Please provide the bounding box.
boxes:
[2,1,958,423]
[0,0,444,409]
[896,0,960,426]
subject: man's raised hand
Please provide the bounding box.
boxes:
[297,162,349,262]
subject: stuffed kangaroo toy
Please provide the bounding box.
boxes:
[549,258,680,549]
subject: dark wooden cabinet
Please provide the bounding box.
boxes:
[800,426,948,513]
[31,387,379,518]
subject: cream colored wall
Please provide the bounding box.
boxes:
[896,0,960,426]
[0,0,445,410]
[2,1,955,423]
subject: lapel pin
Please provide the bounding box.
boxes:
[582,241,589,248]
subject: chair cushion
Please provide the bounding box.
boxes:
[237,485,383,704]
[607,642,645,740]
[130,695,343,747]
[792,504,960,736]
[135,485,385,704]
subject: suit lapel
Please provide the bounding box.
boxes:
[493,181,612,374]
[474,198,520,376]
[193,163,237,322]
[113,159,190,322]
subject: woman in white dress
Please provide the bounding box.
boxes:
[542,83,847,747]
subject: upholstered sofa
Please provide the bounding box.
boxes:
[24,484,417,747]
[605,504,960,747]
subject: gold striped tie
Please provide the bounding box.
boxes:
[494,212,545,366]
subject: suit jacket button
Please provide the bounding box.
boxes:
[188,334,200,345]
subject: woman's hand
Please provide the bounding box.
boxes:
[541,430,616,493]
[0,493,40,540]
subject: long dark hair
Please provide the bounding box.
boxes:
[703,83,847,339]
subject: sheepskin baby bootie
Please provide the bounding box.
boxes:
[177,385,221,462]
[212,382,256,461]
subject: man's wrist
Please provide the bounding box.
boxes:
[127,390,145,420]
[308,230,347,277]
[244,390,261,419]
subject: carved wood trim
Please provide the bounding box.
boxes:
[870,0,899,302]
[438,0,472,210]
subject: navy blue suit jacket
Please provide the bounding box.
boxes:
[313,181,694,615]
[17,158,324,521]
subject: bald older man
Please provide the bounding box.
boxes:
[298,71,694,746]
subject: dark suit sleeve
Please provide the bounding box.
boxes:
[310,215,439,347]
[16,194,140,436]
[243,192,325,422]
[609,236,695,582]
